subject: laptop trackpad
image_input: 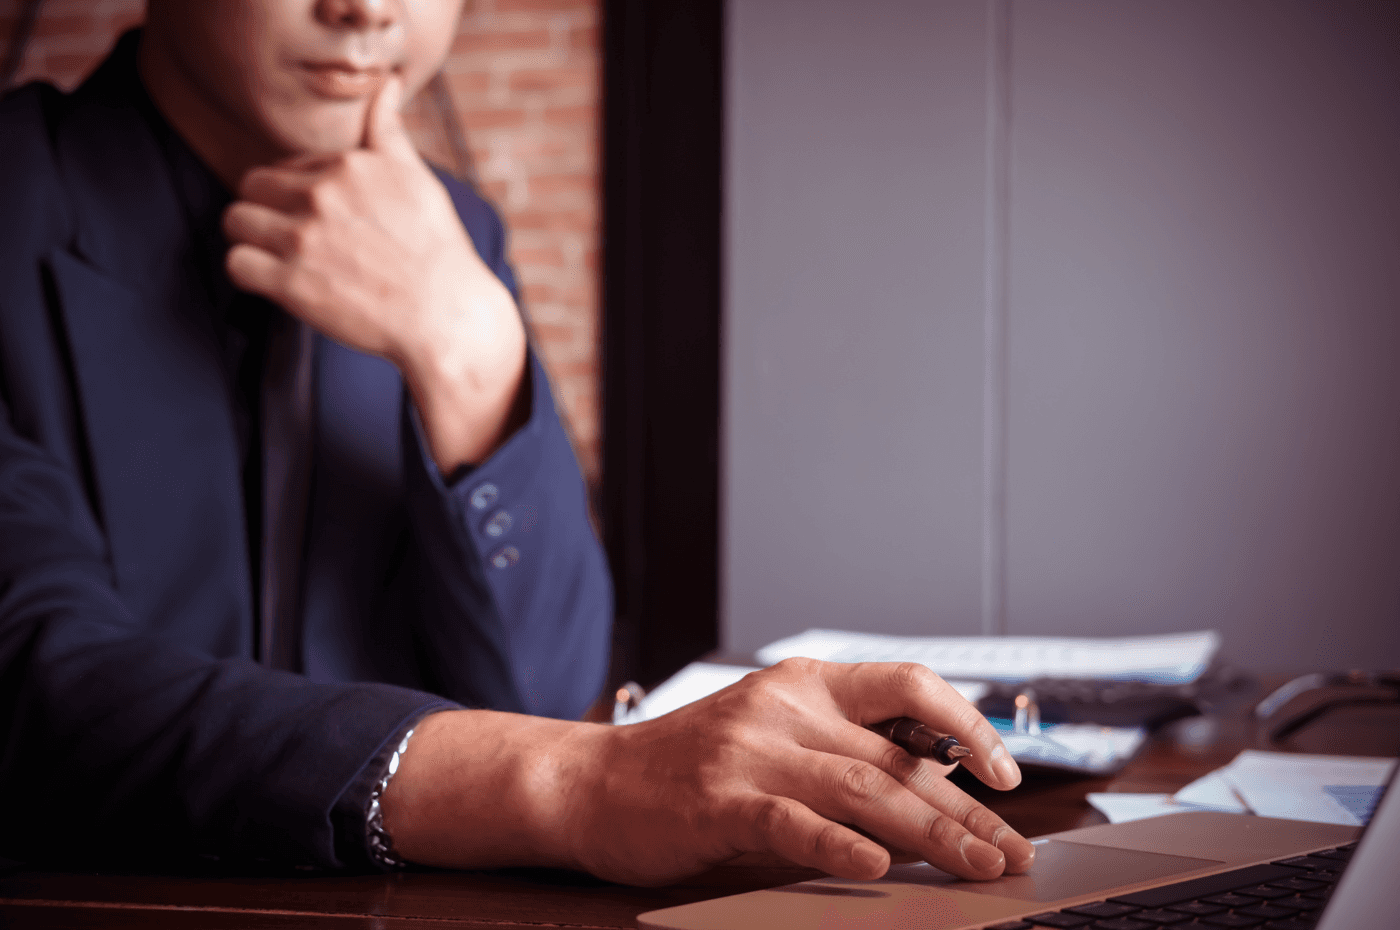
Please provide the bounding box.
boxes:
[883,840,1223,903]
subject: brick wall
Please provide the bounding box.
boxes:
[1,0,602,483]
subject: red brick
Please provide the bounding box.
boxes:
[459,107,529,130]
[495,0,592,11]
[569,25,599,51]
[452,28,551,55]
[543,104,596,127]
[507,65,595,95]
[513,244,567,267]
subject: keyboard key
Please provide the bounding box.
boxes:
[1167,902,1225,917]
[1260,919,1318,930]
[1090,919,1153,930]
[1086,913,1153,930]
[1265,877,1326,893]
[1110,865,1303,908]
[1273,856,1336,872]
[1198,915,1265,928]
[1297,870,1338,883]
[1133,909,1194,924]
[1307,848,1351,861]
[987,922,1035,930]
[1028,913,1094,928]
[1234,885,1293,900]
[1202,894,1258,908]
[1273,896,1323,912]
[1067,902,1141,919]
[1237,904,1297,920]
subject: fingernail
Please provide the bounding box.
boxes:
[994,827,1036,871]
[854,843,887,876]
[961,835,1005,873]
[991,745,1021,787]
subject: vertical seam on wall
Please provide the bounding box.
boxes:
[982,0,1013,637]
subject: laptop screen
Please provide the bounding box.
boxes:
[1315,760,1397,930]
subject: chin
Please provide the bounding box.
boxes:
[274,103,370,156]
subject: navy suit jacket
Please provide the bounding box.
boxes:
[0,36,611,867]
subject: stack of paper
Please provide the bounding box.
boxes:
[1088,750,1396,826]
[754,629,1221,684]
[614,662,990,725]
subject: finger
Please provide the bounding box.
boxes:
[238,166,319,214]
[225,242,290,301]
[738,794,889,881]
[821,660,1022,789]
[897,762,1037,873]
[362,73,413,157]
[805,720,1035,872]
[788,748,1009,881]
[223,202,302,261]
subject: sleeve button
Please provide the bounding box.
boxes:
[490,545,520,570]
[484,510,513,538]
[470,483,499,511]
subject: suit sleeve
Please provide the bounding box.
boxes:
[393,172,612,721]
[0,407,457,868]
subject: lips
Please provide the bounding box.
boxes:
[299,62,389,100]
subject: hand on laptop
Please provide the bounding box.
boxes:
[383,658,1036,886]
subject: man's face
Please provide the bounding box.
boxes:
[144,0,465,158]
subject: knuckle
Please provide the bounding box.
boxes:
[834,760,885,806]
[922,809,965,849]
[307,179,340,212]
[772,656,820,677]
[753,796,795,838]
[875,742,919,783]
[287,222,313,254]
[949,701,990,736]
[810,822,848,862]
[888,662,937,694]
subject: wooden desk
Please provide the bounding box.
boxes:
[3,685,1394,929]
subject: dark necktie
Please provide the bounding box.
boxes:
[259,312,315,671]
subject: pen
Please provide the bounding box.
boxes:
[867,717,973,766]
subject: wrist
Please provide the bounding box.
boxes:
[398,289,528,473]
[379,709,601,872]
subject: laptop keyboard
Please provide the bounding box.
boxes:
[986,844,1355,930]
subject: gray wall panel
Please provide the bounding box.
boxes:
[724,0,990,654]
[724,0,1400,672]
[1006,1,1400,669]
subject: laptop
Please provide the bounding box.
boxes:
[639,764,1396,930]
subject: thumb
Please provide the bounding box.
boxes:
[363,73,412,156]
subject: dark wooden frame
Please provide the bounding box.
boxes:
[600,0,724,690]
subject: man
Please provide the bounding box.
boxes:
[0,0,1036,885]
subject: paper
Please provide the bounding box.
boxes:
[1172,769,1251,814]
[1208,750,1396,827]
[617,662,990,724]
[988,719,1148,774]
[1087,793,1193,824]
[754,629,1221,684]
[1092,752,1396,827]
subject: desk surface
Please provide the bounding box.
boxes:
[3,684,1395,930]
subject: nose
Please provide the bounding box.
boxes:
[315,0,400,31]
